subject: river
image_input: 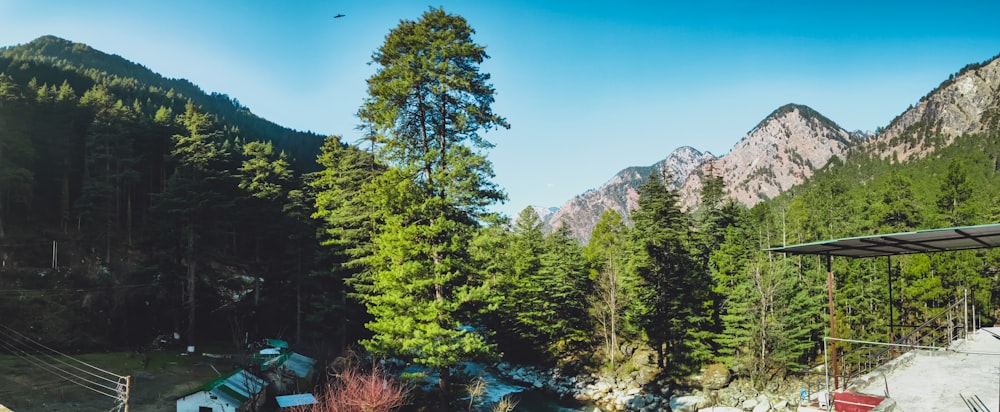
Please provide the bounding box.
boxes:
[512,390,595,411]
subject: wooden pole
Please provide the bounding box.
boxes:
[827,255,838,391]
[124,375,131,412]
[888,255,893,343]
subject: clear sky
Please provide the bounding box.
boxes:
[2,0,1000,218]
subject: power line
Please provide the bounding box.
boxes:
[0,283,153,296]
[0,323,129,409]
[0,328,120,398]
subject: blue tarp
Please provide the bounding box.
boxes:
[276,393,317,408]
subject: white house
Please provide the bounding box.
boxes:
[176,369,267,412]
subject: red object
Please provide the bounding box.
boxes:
[834,392,885,412]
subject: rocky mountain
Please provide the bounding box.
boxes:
[540,52,1000,244]
[678,104,857,210]
[541,104,856,243]
[865,54,1000,161]
[543,146,714,242]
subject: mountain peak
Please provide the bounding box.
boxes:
[867,54,1000,161]
[679,104,853,210]
[542,145,714,243]
[752,103,843,137]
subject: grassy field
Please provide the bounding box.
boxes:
[0,349,230,412]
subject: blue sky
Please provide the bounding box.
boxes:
[2,1,1000,218]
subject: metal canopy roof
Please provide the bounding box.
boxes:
[766,223,1000,257]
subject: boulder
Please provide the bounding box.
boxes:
[670,395,706,412]
[752,394,771,412]
[701,363,732,390]
[752,400,771,412]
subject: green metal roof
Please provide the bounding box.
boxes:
[766,223,1000,257]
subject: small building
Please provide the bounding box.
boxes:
[176,369,267,412]
[261,352,317,395]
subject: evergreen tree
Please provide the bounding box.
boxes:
[630,171,708,374]
[0,74,35,237]
[354,8,508,408]
[238,141,291,201]
[151,101,227,348]
[309,136,380,350]
[478,208,539,362]
[875,172,923,232]
[532,223,590,360]
[936,158,974,226]
[77,84,141,260]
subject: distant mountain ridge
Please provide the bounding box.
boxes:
[865,54,1000,161]
[539,53,1000,243]
[0,35,324,168]
[543,146,714,241]
[678,104,858,211]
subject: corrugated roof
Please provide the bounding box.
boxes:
[276,393,318,408]
[264,352,317,378]
[181,369,267,405]
[766,223,1000,257]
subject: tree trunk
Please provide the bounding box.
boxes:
[295,249,301,345]
[657,342,665,369]
[0,191,5,238]
[186,227,196,348]
[439,366,451,411]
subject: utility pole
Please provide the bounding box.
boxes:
[827,255,838,391]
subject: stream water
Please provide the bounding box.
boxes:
[403,362,599,411]
[512,390,594,411]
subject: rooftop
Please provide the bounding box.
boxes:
[850,327,1000,411]
[766,223,1000,257]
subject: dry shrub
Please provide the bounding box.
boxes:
[290,350,410,412]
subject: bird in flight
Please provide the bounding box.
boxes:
[334,13,346,18]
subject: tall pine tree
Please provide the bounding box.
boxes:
[630,171,709,374]
[354,8,508,408]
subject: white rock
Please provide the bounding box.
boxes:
[670,395,706,412]
[752,397,771,412]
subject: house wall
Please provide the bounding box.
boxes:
[176,391,237,412]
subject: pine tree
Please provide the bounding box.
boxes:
[936,158,974,227]
[309,136,380,350]
[875,172,923,232]
[77,84,141,260]
[151,101,227,348]
[354,8,508,408]
[0,74,36,237]
[630,171,708,374]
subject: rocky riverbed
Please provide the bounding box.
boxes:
[494,362,827,411]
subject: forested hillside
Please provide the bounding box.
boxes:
[0,35,338,351]
[2,25,1000,411]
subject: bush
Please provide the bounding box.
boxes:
[290,351,410,412]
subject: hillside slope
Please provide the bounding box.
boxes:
[679,104,857,211]
[543,146,714,242]
[865,54,1000,161]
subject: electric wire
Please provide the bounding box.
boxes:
[0,327,122,394]
[0,324,126,401]
[0,324,124,382]
[0,283,153,296]
[0,335,119,399]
